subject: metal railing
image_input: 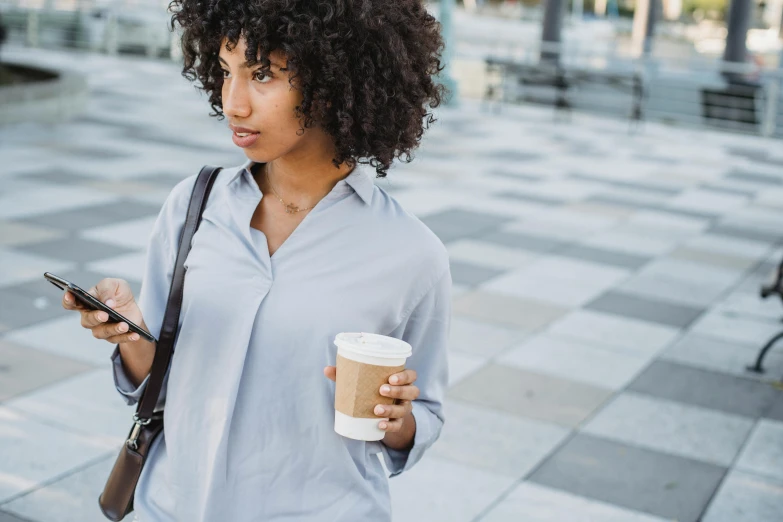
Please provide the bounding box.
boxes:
[477,38,783,138]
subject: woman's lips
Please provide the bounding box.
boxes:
[232,131,260,148]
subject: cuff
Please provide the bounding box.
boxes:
[111,344,150,406]
[380,401,442,477]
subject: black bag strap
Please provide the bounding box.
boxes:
[136,165,222,420]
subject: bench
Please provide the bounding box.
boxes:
[483,58,645,125]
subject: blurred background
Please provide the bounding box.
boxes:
[1,0,782,521]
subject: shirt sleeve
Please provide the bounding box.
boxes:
[110,176,195,409]
[380,266,451,477]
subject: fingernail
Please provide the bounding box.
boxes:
[119,323,128,332]
[375,405,385,415]
[105,299,115,308]
[390,375,399,384]
[64,294,70,302]
[379,422,387,430]
[380,385,391,394]
[130,334,139,341]
[98,313,107,322]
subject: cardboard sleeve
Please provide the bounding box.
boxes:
[334,354,405,419]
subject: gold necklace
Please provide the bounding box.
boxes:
[265,167,315,214]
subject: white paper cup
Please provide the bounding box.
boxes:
[333,332,413,441]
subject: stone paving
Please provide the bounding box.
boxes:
[1,45,783,522]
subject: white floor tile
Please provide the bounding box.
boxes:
[735,419,783,482]
[447,239,537,270]
[547,310,680,358]
[5,368,131,445]
[3,455,116,522]
[448,352,487,386]
[449,316,525,358]
[5,316,115,367]
[499,334,651,390]
[481,482,670,522]
[701,470,783,522]
[0,248,75,287]
[390,455,515,522]
[431,401,568,478]
[582,392,755,466]
[0,406,116,503]
[80,216,157,251]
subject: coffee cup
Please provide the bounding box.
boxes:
[333,332,413,441]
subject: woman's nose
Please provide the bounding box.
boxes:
[222,79,251,119]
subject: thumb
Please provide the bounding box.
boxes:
[93,278,125,308]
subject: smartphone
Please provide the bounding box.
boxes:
[44,272,156,343]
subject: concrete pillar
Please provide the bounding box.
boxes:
[541,0,565,64]
[439,0,459,105]
[632,0,659,56]
[723,0,752,65]
[595,0,608,16]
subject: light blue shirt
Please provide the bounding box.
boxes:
[111,159,451,521]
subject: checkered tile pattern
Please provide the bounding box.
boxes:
[2,46,783,522]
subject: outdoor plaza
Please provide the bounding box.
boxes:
[1,1,783,521]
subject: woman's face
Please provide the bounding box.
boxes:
[219,37,314,162]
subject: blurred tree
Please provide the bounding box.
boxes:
[683,0,728,18]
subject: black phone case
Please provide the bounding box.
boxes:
[44,273,156,343]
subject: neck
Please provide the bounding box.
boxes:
[255,153,354,210]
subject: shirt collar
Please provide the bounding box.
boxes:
[231,158,373,205]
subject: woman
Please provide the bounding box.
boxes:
[61,0,451,520]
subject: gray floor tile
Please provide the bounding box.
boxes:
[529,433,727,522]
[569,173,682,196]
[557,244,651,270]
[586,194,716,220]
[19,200,162,232]
[726,169,783,186]
[480,149,541,162]
[448,363,613,427]
[627,360,781,418]
[585,291,705,329]
[699,183,758,198]
[495,191,565,206]
[668,247,759,271]
[421,208,514,243]
[0,287,72,333]
[453,290,569,331]
[449,260,507,286]
[708,223,781,244]
[0,340,94,402]
[481,230,566,253]
[18,170,98,185]
[0,511,33,522]
[15,237,137,264]
[764,396,783,422]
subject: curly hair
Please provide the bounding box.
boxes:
[168,0,446,177]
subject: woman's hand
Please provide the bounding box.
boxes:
[61,278,145,344]
[324,366,419,449]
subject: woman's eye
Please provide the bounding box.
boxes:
[221,69,230,79]
[253,70,272,83]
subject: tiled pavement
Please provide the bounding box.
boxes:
[2,46,783,522]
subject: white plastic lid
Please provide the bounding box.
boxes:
[334,332,412,359]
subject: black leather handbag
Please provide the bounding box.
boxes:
[98,165,222,521]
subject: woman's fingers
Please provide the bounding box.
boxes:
[106,332,141,344]
[379,417,404,432]
[80,309,109,329]
[374,401,412,420]
[379,383,420,401]
[91,321,131,340]
[62,291,87,311]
